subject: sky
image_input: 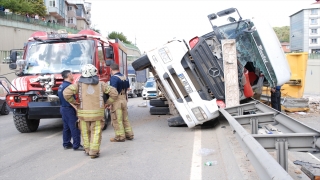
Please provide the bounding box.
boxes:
[86,0,317,53]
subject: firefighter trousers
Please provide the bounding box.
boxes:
[79,120,103,156]
[111,95,134,141]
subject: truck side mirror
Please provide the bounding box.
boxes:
[106,60,114,66]
[217,8,236,17]
[207,13,217,21]
[10,51,18,63]
[9,63,17,70]
[105,47,113,59]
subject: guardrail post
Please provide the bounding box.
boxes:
[237,107,243,116]
[250,118,258,134]
[276,138,288,171]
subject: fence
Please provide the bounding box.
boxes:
[308,53,320,59]
[0,11,78,34]
[0,51,10,64]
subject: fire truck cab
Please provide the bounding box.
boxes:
[7,29,128,133]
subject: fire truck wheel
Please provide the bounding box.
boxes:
[167,116,187,127]
[132,55,151,71]
[150,107,169,115]
[102,109,111,130]
[150,99,169,107]
[13,115,40,133]
[0,102,10,115]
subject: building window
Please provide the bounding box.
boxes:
[68,18,73,24]
[311,39,317,44]
[311,19,317,25]
[311,29,318,34]
[286,45,290,49]
[68,6,72,11]
[311,9,318,15]
[49,0,55,7]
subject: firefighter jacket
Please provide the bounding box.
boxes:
[63,80,118,121]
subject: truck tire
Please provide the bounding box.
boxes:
[150,99,168,107]
[132,55,151,71]
[167,116,187,127]
[150,107,169,115]
[13,115,40,133]
[102,109,111,130]
[0,102,10,115]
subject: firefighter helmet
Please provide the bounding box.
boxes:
[81,64,97,77]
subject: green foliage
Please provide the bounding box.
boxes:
[0,0,46,16]
[29,0,47,17]
[108,31,132,44]
[273,26,290,43]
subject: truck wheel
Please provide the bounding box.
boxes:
[150,99,169,107]
[13,115,40,133]
[0,102,10,115]
[102,109,111,130]
[167,116,187,127]
[150,107,169,115]
[132,55,151,71]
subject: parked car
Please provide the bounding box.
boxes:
[142,78,157,100]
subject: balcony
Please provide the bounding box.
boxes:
[48,7,65,20]
[67,10,76,18]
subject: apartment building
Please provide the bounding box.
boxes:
[45,0,91,30]
[290,1,320,53]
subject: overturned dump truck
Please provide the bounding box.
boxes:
[133,7,320,179]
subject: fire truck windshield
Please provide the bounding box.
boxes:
[24,39,95,74]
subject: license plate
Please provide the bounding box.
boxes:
[150,93,156,96]
[178,73,193,93]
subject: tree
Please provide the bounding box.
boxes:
[273,26,290,42]
[0,0,46,16]
[108,31,132,44]
[91,27,100,34]
[29,0,47,16]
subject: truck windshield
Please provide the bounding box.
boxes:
[24,40,94,74]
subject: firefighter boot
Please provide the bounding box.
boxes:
[110,137,125,142]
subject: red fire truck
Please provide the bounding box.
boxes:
[6,29,128,133]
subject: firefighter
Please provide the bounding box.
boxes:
[57,70,83,151]
[109,63,134,142]
[63,64,118,159]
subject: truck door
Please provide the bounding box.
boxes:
[98,42,108,82]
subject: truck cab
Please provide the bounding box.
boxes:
[6,29,128,133]
[132,8,291,128]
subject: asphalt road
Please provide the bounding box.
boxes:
[0,97,319,180]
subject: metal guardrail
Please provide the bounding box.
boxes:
[219,107,293,180]
[309,53,320,59]
[0,11,78,34]
[220,99,320,179]
[0,50,10,64]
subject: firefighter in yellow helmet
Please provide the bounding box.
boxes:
[63,64,118,158]
[109,63,134,142]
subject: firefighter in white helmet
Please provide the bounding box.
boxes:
[63,64,118,159]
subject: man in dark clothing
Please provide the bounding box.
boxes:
[271,86,282,112]
[57,70,84,151]
[109,64,134,142]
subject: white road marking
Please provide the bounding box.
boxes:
[190,128,202,180]
[45,131,61,139]
[308,152,320,162]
